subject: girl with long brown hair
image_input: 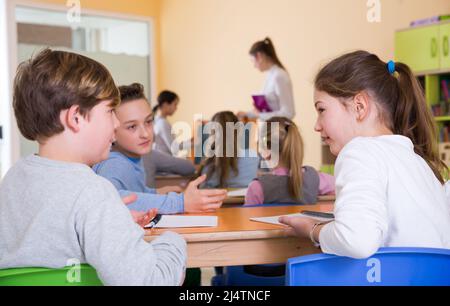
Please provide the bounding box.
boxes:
[245,117,335,205]
[198,111,259,188]
[280,51,450,259]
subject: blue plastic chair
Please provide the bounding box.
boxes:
[286,247,450,286]
[212,265,285,286]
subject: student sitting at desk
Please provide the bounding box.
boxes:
[93,83,227,214]
[152,90,192,157]
[0,49,186,285]
[197,111,260,188]
[245,117,335,205]
[280,51,450,258]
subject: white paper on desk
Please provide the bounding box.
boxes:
[227,188,247,197]
[250,212,334,226]
[152,215,218,228]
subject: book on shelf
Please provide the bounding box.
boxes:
[410,15,450,27]
[431,80,450,117]
[439,124,450,143]
[442,80,449,103]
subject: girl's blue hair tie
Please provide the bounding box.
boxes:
[387,60,396,75]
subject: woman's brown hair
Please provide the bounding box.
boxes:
[315,50,447,184]
[197,111,241,188]
[249,37,285,70]
[264,117,304,201]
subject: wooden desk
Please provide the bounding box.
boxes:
[145,203,334,268]
[223,195,336,206]
[223,196,245,206]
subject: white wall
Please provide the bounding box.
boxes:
[0,0,19,178]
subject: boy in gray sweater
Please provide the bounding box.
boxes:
[0,49,187,286]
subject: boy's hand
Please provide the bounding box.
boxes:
[130,208,158,228]
[183,175,227,213]
[157,186,184,194]
[278,216,317,238]
[121,193,158,228]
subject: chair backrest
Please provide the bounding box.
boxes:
[286,247,450,286]
[0,264,102,286]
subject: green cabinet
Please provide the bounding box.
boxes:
[441,23,450,69]
[395,22,450,72]
[395,25,440,72]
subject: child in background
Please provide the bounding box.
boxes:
[153,90,192,156]
[0,49,186,285]
[245,117,335,205]
[198,111,260,188]
[280,50,450,258]
[93,83,227,214]
[143,149,196,188]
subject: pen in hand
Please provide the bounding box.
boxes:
[145,214,162,229]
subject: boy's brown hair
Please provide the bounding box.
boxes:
[13,48,120,142]
[118,83,147,104]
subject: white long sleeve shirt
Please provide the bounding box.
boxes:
[258,65,296,121]
[320,135,450,259]
[153,116,174,156]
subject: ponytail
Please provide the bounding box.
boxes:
[266,117,304,201]
[249,37,286,70]
[154,90,179,114]
[284,122,304,201]
[394,63,447,184]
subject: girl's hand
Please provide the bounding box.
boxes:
[157,185,184,194]
[278,216,317,238]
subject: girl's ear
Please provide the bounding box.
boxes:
[353,92,370,121]
[63,105,82,133]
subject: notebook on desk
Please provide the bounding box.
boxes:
[250,211,334,226]
[145,215,218,229]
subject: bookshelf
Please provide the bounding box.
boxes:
[421,72,450,168]
[320,19,450,174]
[395,19,450,169]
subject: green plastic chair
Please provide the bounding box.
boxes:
[0,264,102,286]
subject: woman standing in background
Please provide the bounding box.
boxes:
[238,37,296,121]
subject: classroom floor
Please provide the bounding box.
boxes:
[201,268,215,286]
